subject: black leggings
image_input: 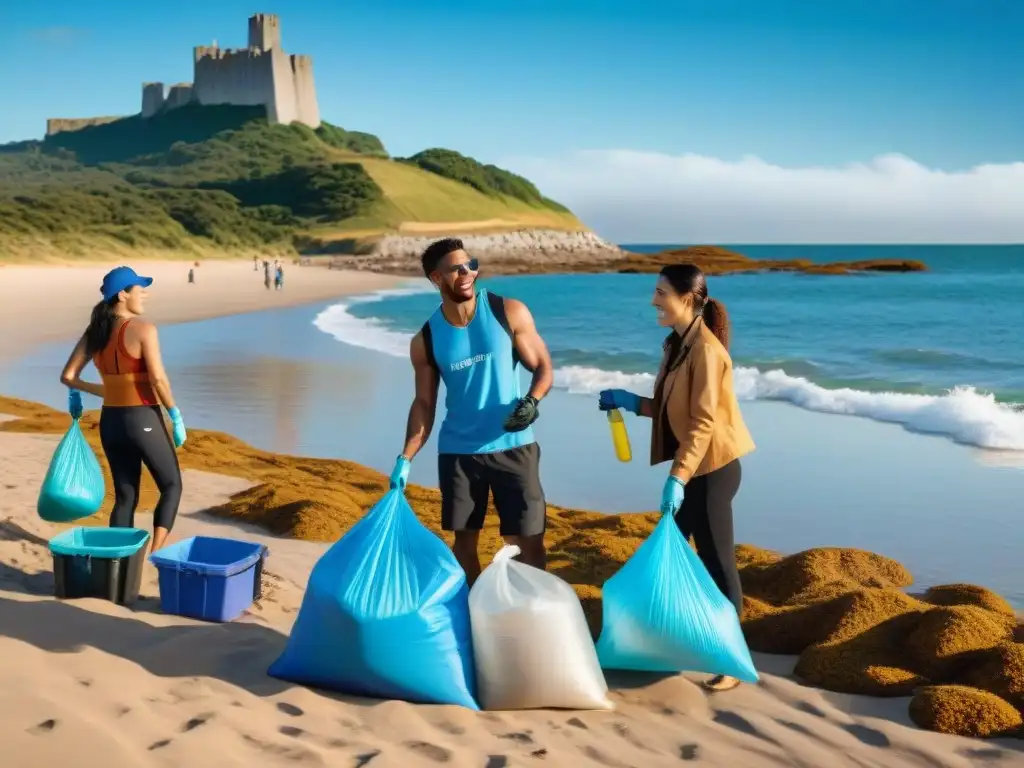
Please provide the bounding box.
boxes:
[99,406,182,531]
[675,459,743,617]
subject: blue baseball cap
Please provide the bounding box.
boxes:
[100,266,153,302]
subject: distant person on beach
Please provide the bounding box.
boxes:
[389,237,554,585]
[263,260,272,290]
[253,256,259,271]
[58,266,186,553]
[275,264,284,290]
[598,264,755,693]
[188,267,195,284]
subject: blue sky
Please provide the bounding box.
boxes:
[2,0,1020,168]
[3,1,1022,242]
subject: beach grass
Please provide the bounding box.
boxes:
[1,393,1021,740]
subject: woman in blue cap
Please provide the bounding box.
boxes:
[59,266,186,552]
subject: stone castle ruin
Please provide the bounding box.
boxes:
[46,14,321,136]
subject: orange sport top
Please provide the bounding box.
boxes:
[93,319,159,407]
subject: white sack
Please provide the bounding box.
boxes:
[469,544,613,711]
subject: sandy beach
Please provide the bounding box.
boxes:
[2,418,1021,768]
[0,261,1022,767]
[0,258,404,358]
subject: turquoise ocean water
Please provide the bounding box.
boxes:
[3,244,1022,604]
[320,245,1024,452]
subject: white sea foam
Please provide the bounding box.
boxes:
[313,293,1024,452]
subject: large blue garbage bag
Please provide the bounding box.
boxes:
[37,417,105,523]
[595,513,759,683]
[268,489,478,708]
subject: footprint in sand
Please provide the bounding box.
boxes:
[579,744,632,768]
[241,733,320,763]
[431,720,466,736]
[405,741,452,763]
[353,751,381,767]
[484,757,509,768]
[27,719,57,735]
[841,723,889,748]
[148,739,172,751]
[182,712,215,732]
[498,731,534,745]
[712,709,772,743]
[679,743,700,760]
[276,701,305,717]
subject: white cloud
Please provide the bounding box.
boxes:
[500,150,1024,243]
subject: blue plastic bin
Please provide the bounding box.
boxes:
[49,527,150,606]
[150,535,268,622]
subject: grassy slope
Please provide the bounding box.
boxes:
[311,152,581,239]
[0,107,584,262]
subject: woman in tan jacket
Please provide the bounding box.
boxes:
[598,263,755,692]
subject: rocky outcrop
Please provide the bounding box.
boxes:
[319,235,927,277]
[352,229,623,275]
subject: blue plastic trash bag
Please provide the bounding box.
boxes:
[268,488,478,708]
[37,416,105,523]
[595,513,759,683]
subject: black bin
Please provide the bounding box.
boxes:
[49,527,150,607]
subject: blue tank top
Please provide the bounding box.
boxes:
[426,289,535,455]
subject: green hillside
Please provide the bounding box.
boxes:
[0,105,582,261]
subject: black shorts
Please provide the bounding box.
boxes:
[438,442,546,537]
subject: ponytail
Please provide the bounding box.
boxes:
[658,263,732,350]
[702,297,731,351]
[84,298,118,358]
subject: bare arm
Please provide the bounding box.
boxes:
[138,323,177,410]
[636,397,655,418]
[59,335,105,399]
[505,298,554,401]
[401,331,440,460]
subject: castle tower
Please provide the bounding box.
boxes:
[141,82,166,117]
[248,13,281,51]
[165,83,194,109]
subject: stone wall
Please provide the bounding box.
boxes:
[248,13,281,51]
[45,116,123,136]
[165,83,194,109]
[192,47,277,113]
[268,48,300,125]
[141,83,166,117]
[290,55,321,129]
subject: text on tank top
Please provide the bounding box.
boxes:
[422,289,534,455]
[93,319,159,407]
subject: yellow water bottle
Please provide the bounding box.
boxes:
[607,408,632,462]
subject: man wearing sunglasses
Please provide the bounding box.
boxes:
[389,237,554,584]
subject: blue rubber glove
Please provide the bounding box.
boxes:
[167,406,187,448]
[390,455,411,490]
[68,389,83,420]
[598,389,641,415]
[661,475,685,516]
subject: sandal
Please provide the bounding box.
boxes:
[700,675,742,692]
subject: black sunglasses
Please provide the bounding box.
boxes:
[444,257,480,276]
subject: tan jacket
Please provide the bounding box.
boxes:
[649,321,755,481]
